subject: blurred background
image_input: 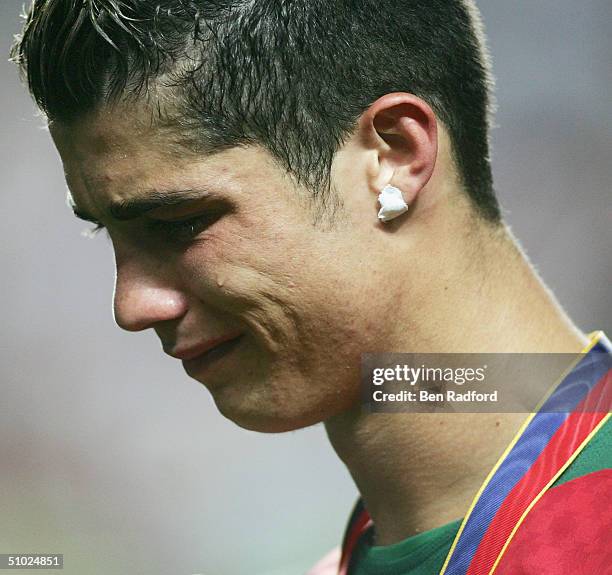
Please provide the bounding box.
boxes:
[1,1,610,573]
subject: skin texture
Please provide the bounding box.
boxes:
[50,93,589,545]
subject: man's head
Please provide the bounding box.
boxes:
[12,0,501,432]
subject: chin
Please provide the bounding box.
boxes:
[211,382,350,434]
[201,358,361,433]
[214,397,327,433]
[227,413,319,434]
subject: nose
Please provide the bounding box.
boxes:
[113,255,188,332]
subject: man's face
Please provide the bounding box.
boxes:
[50,106,399,432]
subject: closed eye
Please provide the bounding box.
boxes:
[77,206,226,243]
[145,210,224,243]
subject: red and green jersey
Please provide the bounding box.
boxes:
[349,417,612,574]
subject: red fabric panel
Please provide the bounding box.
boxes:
[495,470,612,574]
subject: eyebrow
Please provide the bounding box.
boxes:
[68,188,212,224]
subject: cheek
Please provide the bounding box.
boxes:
[181,209,303,288]
[178,225,287,312]
[180,218,391,356]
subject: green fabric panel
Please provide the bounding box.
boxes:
[554,416,611,486]
[349,519,459,575]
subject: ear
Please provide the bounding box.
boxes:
[359,93,438,206]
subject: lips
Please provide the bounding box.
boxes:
[183,334,244,382]
[168,332,244,361]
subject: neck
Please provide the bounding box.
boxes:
[325,218,588,546]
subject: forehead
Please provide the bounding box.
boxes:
[48,106,283,216]
[50,106,190,192]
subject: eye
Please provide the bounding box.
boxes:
[146,210,224,243]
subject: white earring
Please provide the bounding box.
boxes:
[377,185,409,222]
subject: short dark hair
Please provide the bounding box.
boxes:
[11,0,500,221]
